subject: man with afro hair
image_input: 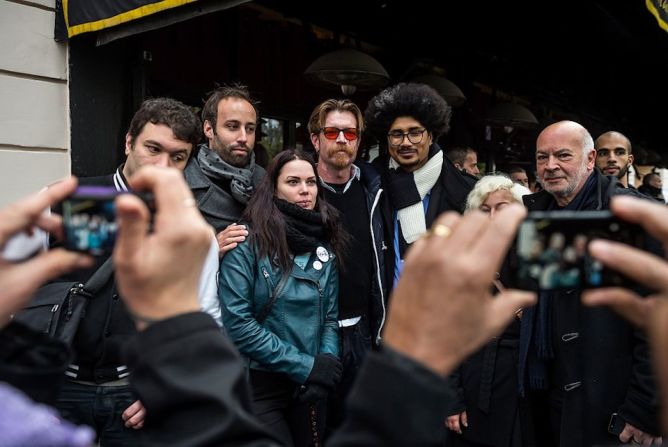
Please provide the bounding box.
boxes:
[365,82,476,290]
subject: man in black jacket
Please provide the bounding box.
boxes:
[54,98,209,446]
[519,120,662,446]
[364,82,476,291]
[308,98,387,433]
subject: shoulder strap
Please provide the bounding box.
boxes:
[82,257,114,295]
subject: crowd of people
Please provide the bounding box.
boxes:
[1,81,668,447]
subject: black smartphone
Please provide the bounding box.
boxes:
[513,210,644,291]
[61,186,153,257]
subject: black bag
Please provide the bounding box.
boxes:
[12,258,114,346]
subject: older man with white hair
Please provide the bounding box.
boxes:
[519,120,661,446]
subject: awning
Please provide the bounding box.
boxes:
[646,0,668,33]
[55,0,198,40]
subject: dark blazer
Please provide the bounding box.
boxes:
[519,171,661,446]
[184,145,266,233]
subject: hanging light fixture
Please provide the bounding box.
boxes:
[410,74,467,107]
[486,102,538,129]
[304,48,390,96]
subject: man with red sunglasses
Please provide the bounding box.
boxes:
[308,99,387,436]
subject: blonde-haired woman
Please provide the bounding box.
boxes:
[447,175,530,447]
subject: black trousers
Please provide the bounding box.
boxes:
[249,369,326,447]
[326,317,372,436]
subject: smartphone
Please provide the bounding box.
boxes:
[61,186,153,257]
[513,210,644,291]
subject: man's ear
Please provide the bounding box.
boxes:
[125,134,133,156]
[587,149,597,169]
[203,120,214,140]
[628,154,635,166]
[310,133,320,153]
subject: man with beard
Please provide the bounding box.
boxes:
[364,82,475,289]
[595,131,634,188]
[307,99,386,434]
[185,84,265,255]
[519,120,661,446]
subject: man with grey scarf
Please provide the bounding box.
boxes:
[366,82,476,290]
[185,84,265,256]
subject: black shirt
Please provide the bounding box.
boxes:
[323,179,373,320]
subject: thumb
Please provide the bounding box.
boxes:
[114,194,149,268]
[485,289,536,336]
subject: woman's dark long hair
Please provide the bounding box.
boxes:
[243,149,348,271]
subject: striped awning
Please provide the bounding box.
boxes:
[57,0,198,39]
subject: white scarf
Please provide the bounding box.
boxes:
[389,151,443,243]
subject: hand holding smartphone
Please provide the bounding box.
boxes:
[513,210,644,291]
[62,186,153,257]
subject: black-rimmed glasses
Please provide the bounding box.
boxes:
[387,128,426,146]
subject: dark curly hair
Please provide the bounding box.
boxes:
[364,82,452,141]
[127,97,202,147]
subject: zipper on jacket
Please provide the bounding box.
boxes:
[369,188,386,346]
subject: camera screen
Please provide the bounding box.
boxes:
[515,211,642,290]
[62,186,119,256]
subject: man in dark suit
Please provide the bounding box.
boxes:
[184,84,265,257]
[519,120,661,446]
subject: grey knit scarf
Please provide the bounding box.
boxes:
[197,145,257,204]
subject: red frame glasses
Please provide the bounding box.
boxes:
[320,127,359,141]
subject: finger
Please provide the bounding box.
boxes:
[403,212,461,265]
[450,418,461,433]
[486,290,537,337]
[610,196,668,243]
[114,194,149,268]
[582,288,653,329]
[122,400,141,420]
[436,210,489,255]
[36,213,64,241]
[589,239,668,291]
[471,204,527,275]
[461,411,468,427]
[619,426,633,443]
[126,407,146,427]
[0,177,77,245]
[133,421,143,430]
[129,166,201,225]
[220,242,238,254]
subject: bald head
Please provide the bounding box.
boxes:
[594,131,633,187]
[535,121,596,206]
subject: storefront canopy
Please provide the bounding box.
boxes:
[56,0,198,40]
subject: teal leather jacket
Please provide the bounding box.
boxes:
[218,239,339,384]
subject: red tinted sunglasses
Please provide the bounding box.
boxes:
[320,127,359,141]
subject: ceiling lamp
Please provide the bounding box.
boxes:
[486,102,538,129]
[410,74,467,108]
[304,48,390,96]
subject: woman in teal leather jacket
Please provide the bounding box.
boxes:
[219,149,347,446]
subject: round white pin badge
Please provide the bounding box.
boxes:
[316,246,330,263]
[313,260,323,270]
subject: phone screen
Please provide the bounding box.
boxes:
[62,186,119,257]
[513,210,643,291]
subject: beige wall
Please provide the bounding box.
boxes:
[0,0,69,207]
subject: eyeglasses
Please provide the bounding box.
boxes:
[320,127,359,141]
[387,128,426,146]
